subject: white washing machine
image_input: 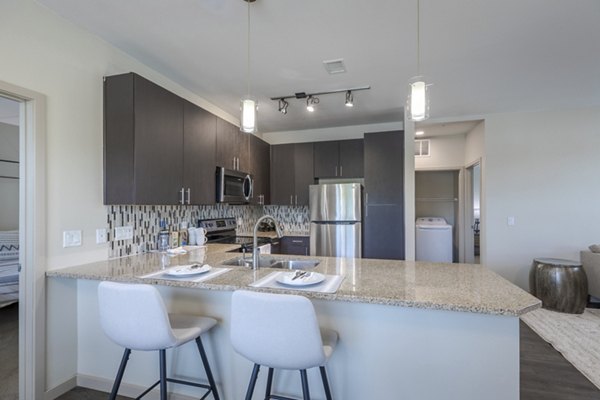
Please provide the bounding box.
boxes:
[416,217,453,262]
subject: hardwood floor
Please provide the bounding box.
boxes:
[520,321,600,400]
[2,303,600,399]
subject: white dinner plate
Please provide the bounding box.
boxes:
[276,271,325,287]
[166,264,211,277]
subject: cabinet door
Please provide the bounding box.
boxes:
[294,143,314,206]
[237,131,250,172]
[313,141,339,178]
[280,236,310,256]
[364,131,404,204]
[183,101,216,205]
[104,73,135,204]
[339,139,364,178]
[216,118,238,170]
[249,134,270,204]
[363,204,405,259]
[270,144,295,205]
[134,75,184,204]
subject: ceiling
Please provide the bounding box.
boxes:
[35,0,600,134]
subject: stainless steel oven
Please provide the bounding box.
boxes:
[216,167,253,204]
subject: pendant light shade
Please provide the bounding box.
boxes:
[241,97,257,133]
[407,76,429,121]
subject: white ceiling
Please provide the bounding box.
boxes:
[416,120,481,138]
[35,0,600,134]
[0,97,19,126]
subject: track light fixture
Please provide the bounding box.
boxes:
[306,96,319,112]
[278,98,289,114]
[271,86,369,115]
[345,90,354,107]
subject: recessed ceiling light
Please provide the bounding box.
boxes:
[415,130,425,136]
[323,59,346,74]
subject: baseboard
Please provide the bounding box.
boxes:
[44,376,77,400]
[77,374,200,400]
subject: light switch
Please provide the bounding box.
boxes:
[63,230,82,247]
[507,216,516,226]
[96,228,107,244]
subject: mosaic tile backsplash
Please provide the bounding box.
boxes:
[107,204,310,258]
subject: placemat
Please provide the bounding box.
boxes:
[249,271,344,294]
[139,266,231,283]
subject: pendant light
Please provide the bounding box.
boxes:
[240,0,257,133]
[407,0,430,122]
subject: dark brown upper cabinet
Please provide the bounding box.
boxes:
[313,139,364,179]
[216,118,249,172]
[104,72,217,205]
[271,142,314,206]
[183,100,217,205]
[248,134,270,205]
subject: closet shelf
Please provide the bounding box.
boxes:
[415,197,458,202]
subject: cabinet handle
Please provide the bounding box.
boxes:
[340,165,343,176]
[236,157,240,170]
[295,195,298,206]
[179,188,185,205]
[290,195,293,205]
[232,157,236,170]
[335,165,338,177]
[292,240,303,244]
[186,188,191,205]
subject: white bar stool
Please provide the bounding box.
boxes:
[231,290,338,400]
[98,281,220,400]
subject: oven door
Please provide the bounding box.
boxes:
[216,167,253,204]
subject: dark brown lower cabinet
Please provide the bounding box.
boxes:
[277,236,310,256]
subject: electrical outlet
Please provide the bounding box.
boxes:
[115,226,134,241]
[63,230,82,247]
[96,228,107,244]
[507,216,516,226]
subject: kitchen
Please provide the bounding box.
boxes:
[2,1,600,400]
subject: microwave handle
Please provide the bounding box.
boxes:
[243,174,253,201]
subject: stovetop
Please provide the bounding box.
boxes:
[198,217,272,248]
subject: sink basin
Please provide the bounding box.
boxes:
[221,256,319,270]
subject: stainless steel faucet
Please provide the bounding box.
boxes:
[252,215,283,270]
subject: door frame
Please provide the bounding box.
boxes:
[463,158,482,264]
[0,80,47,400]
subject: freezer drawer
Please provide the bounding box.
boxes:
[310,222,361,258]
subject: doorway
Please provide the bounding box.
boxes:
[464,161,481,264]
[0,95,20,399]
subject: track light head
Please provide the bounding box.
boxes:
[278,99,289,114]
[345,90,354,107]
[306,96,319,112]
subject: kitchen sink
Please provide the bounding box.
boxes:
[221,256,319,270]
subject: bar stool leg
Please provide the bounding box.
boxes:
[264,368,274,400]
[159,350,167,400]
[319,366,333,400]
[195,337,221,400]
[109,348,131,400]
[300,370,310,400]
[245,364,261,400]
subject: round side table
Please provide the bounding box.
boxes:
[529,258,588,314]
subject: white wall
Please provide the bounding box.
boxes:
[415,134,467,170]
[0,121,19,230]
[0,0,236,392]
[465,121,484,166]
[484,107,600,289]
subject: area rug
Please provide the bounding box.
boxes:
[521,308,600,389]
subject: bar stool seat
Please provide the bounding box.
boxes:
[98,281,220,400]
[231,290,338,400]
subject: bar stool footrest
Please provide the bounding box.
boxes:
[133,377,214,400]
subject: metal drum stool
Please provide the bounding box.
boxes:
[529,258,588,314]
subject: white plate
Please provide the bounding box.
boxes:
[166,264,211,277]
[276,271,325,287]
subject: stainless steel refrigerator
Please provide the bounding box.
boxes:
[309,183,362,258]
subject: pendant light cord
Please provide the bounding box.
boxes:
[246,0,251,97]
[417,0,421,74]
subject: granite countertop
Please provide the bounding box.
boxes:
[237,231,310,238]
[46,244,540,317]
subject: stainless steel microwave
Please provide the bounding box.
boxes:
[216,167,253,204]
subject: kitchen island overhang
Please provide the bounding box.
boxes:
[47,246,540,400]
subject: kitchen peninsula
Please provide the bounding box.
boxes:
[47,245,540,400]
